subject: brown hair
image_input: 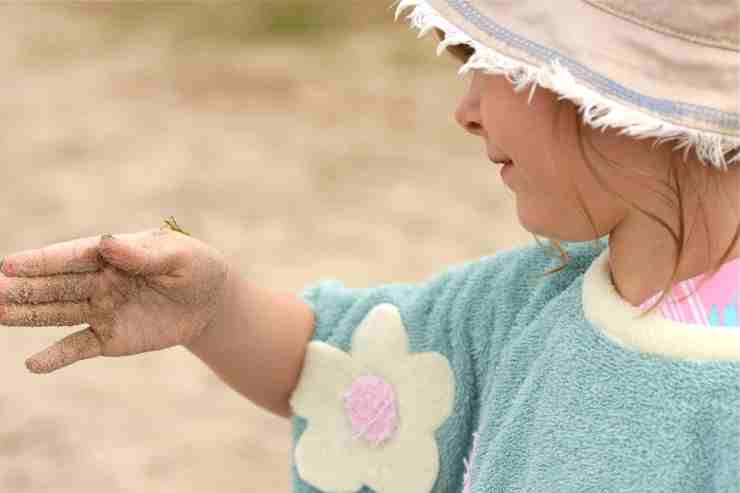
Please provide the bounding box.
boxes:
[432,27,740,320]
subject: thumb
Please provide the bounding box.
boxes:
[26,327,102,374]
[97,233,172,277]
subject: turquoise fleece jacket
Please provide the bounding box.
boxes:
[288,238,740,492]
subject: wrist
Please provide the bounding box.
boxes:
[183,260,236,353]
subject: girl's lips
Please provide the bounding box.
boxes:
[500,160,514,180]
[489,157,514,166]
[488,151,513,165]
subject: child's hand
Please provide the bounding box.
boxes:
[0,226,230,374]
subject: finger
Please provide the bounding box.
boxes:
[0,271,100,305]
[1,228,160,278]
[25,327,103,374]
[1,235,105,278]
[0,299,92,328]
[99,228,183,278]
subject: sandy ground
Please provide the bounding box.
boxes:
[0,4,531,491]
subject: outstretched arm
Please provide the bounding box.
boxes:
[184,268,316,419]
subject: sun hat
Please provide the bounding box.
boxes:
[391,0,740,172]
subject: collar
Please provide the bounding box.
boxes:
[582,246,740,362]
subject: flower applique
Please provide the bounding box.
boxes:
[290,303,456,492]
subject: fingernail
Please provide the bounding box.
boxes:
[26,359,42,374]
[101,234,116,241]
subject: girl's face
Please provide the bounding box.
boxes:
[453,70,668,242]
[452,58,740,309]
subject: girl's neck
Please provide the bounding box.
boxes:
[608,234,740,308]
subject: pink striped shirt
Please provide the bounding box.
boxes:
[635,256,740,327]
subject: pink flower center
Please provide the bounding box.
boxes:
[342,374,398,446]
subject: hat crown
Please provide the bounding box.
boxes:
[585,0,739,50]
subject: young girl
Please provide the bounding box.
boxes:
[1,1,739,491]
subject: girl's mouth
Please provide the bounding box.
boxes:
[490,157,514,166]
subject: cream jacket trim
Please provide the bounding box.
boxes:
[582,246,740,362]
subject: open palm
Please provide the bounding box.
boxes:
[0,225,230,373]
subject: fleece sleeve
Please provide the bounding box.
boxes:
[286,255,506,493]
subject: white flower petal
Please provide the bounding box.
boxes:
[350,304,410,369]
[291,303,452,493]
[289,341,362,421]
[362,433,440,493]
[395,352,455,433]
[294,418,366,492]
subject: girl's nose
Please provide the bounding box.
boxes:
[454,93,485,138]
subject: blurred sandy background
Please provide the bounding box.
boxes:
[0,2,531,491]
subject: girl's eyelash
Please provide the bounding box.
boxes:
[432,27,474,65]
[446,44,474,64]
